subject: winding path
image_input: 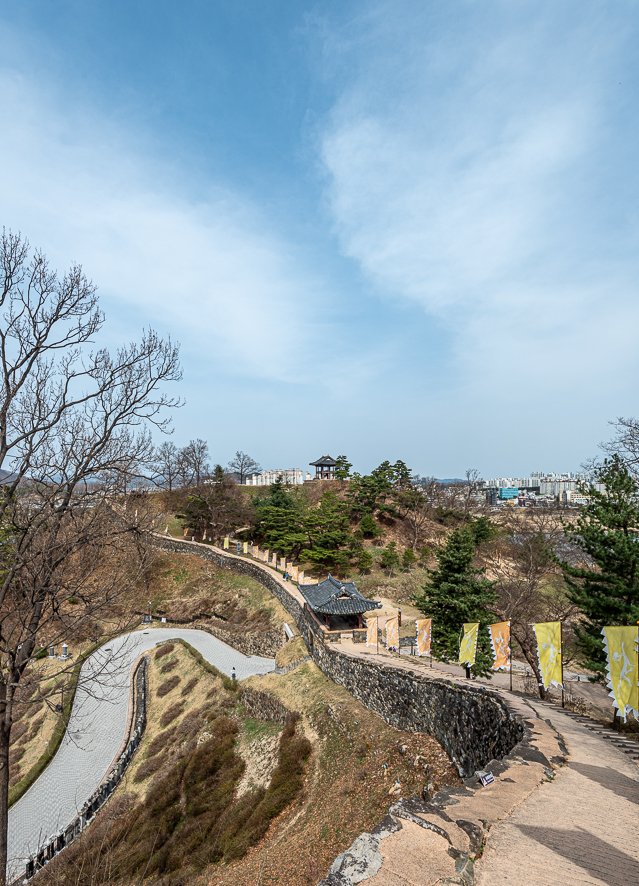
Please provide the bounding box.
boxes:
[7,627,275,879]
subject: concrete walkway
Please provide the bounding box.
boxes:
[475,700,639,886]
[7,627,275,880]
[148,539,639,884]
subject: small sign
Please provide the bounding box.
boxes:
[161,617,167,623]
[479,771,495,787]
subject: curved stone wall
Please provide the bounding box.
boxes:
[150,536,524,776]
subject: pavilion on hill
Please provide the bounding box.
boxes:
[309,455,337,479]
[299,574,381,630]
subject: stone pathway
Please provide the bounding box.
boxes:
[150,538,639,885]
[7,627,275,880]
[475,700,639,886]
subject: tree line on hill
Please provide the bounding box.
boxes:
[170,446,639,706]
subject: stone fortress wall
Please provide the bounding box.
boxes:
[152,536,524,777]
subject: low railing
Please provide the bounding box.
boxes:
[18,655,149,883]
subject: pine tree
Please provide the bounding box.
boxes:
[357,549,374,573]
[359,513,379,538]
[380,541,400,575]
[559,455,639,680]
[402,548,417,571]
[414,527,497,676]
[334,455,353,480]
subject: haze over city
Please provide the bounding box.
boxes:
[1,2,638,476]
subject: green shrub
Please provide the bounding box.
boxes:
[160,658,178,674]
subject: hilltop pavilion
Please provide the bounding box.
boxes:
[299,574,381,630]
[309,455,337,479]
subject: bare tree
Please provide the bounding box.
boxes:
[395,477,433,551]
[460,468,484,516]
[600,416,639,469]
[179,439,210,488]
[486,510,577,698]
[227,450,261,485]
[176,476,252,542]
[0,230,181,880]
[153,441,181,493]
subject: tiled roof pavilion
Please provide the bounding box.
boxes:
[299,574,381,618]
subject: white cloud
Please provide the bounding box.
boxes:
[317,2,639,406]
[0,67,329,385]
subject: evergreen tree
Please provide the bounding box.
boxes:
[402,548,417,571]
[357,549,374,573]
[334,455,353,480]
[359,512,379,538]
[212,464,225,484]
[304,490,352,573]
[252,478,306,559]
[414,527,497,676]
[380,541,400,575]
[559,455,639,680]
[469,515,497,544]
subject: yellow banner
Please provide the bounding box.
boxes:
[279,557,286,570]
[254,545,259,558]
[489,622,511,670]
[223,536,229,550]
[386,616,399,650]
[416,618,432,656]
[298,570,304,584]
[243,542,248,554]
[291,566,299,581]
[459,623,479,666]
[533,621,563,689]
[367,616,378,647]
[603,626,639,720]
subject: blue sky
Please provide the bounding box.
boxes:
[1,1,638,478]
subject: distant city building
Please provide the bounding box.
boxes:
[563,490,591,506]
[245,469,311,486]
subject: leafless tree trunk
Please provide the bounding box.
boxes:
[153,441,181,493]
[179,439,210,488]
[227,450,261,485]
[486,510,577,699]
[0,230,181,881]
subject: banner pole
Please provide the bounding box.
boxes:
[560,621,565,708]
[509,626,513,692]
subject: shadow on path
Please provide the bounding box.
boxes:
[516,826,639,886]
[569,761,639,805]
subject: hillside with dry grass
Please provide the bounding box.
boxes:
[35,635,459,886]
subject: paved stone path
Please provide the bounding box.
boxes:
[7,627,275,879]
[110,539,639,885]
[476,699,639,886]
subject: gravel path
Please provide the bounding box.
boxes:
[7,627,275,879]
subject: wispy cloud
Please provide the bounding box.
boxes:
[0,66,329,385]
[317,2,639,422]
